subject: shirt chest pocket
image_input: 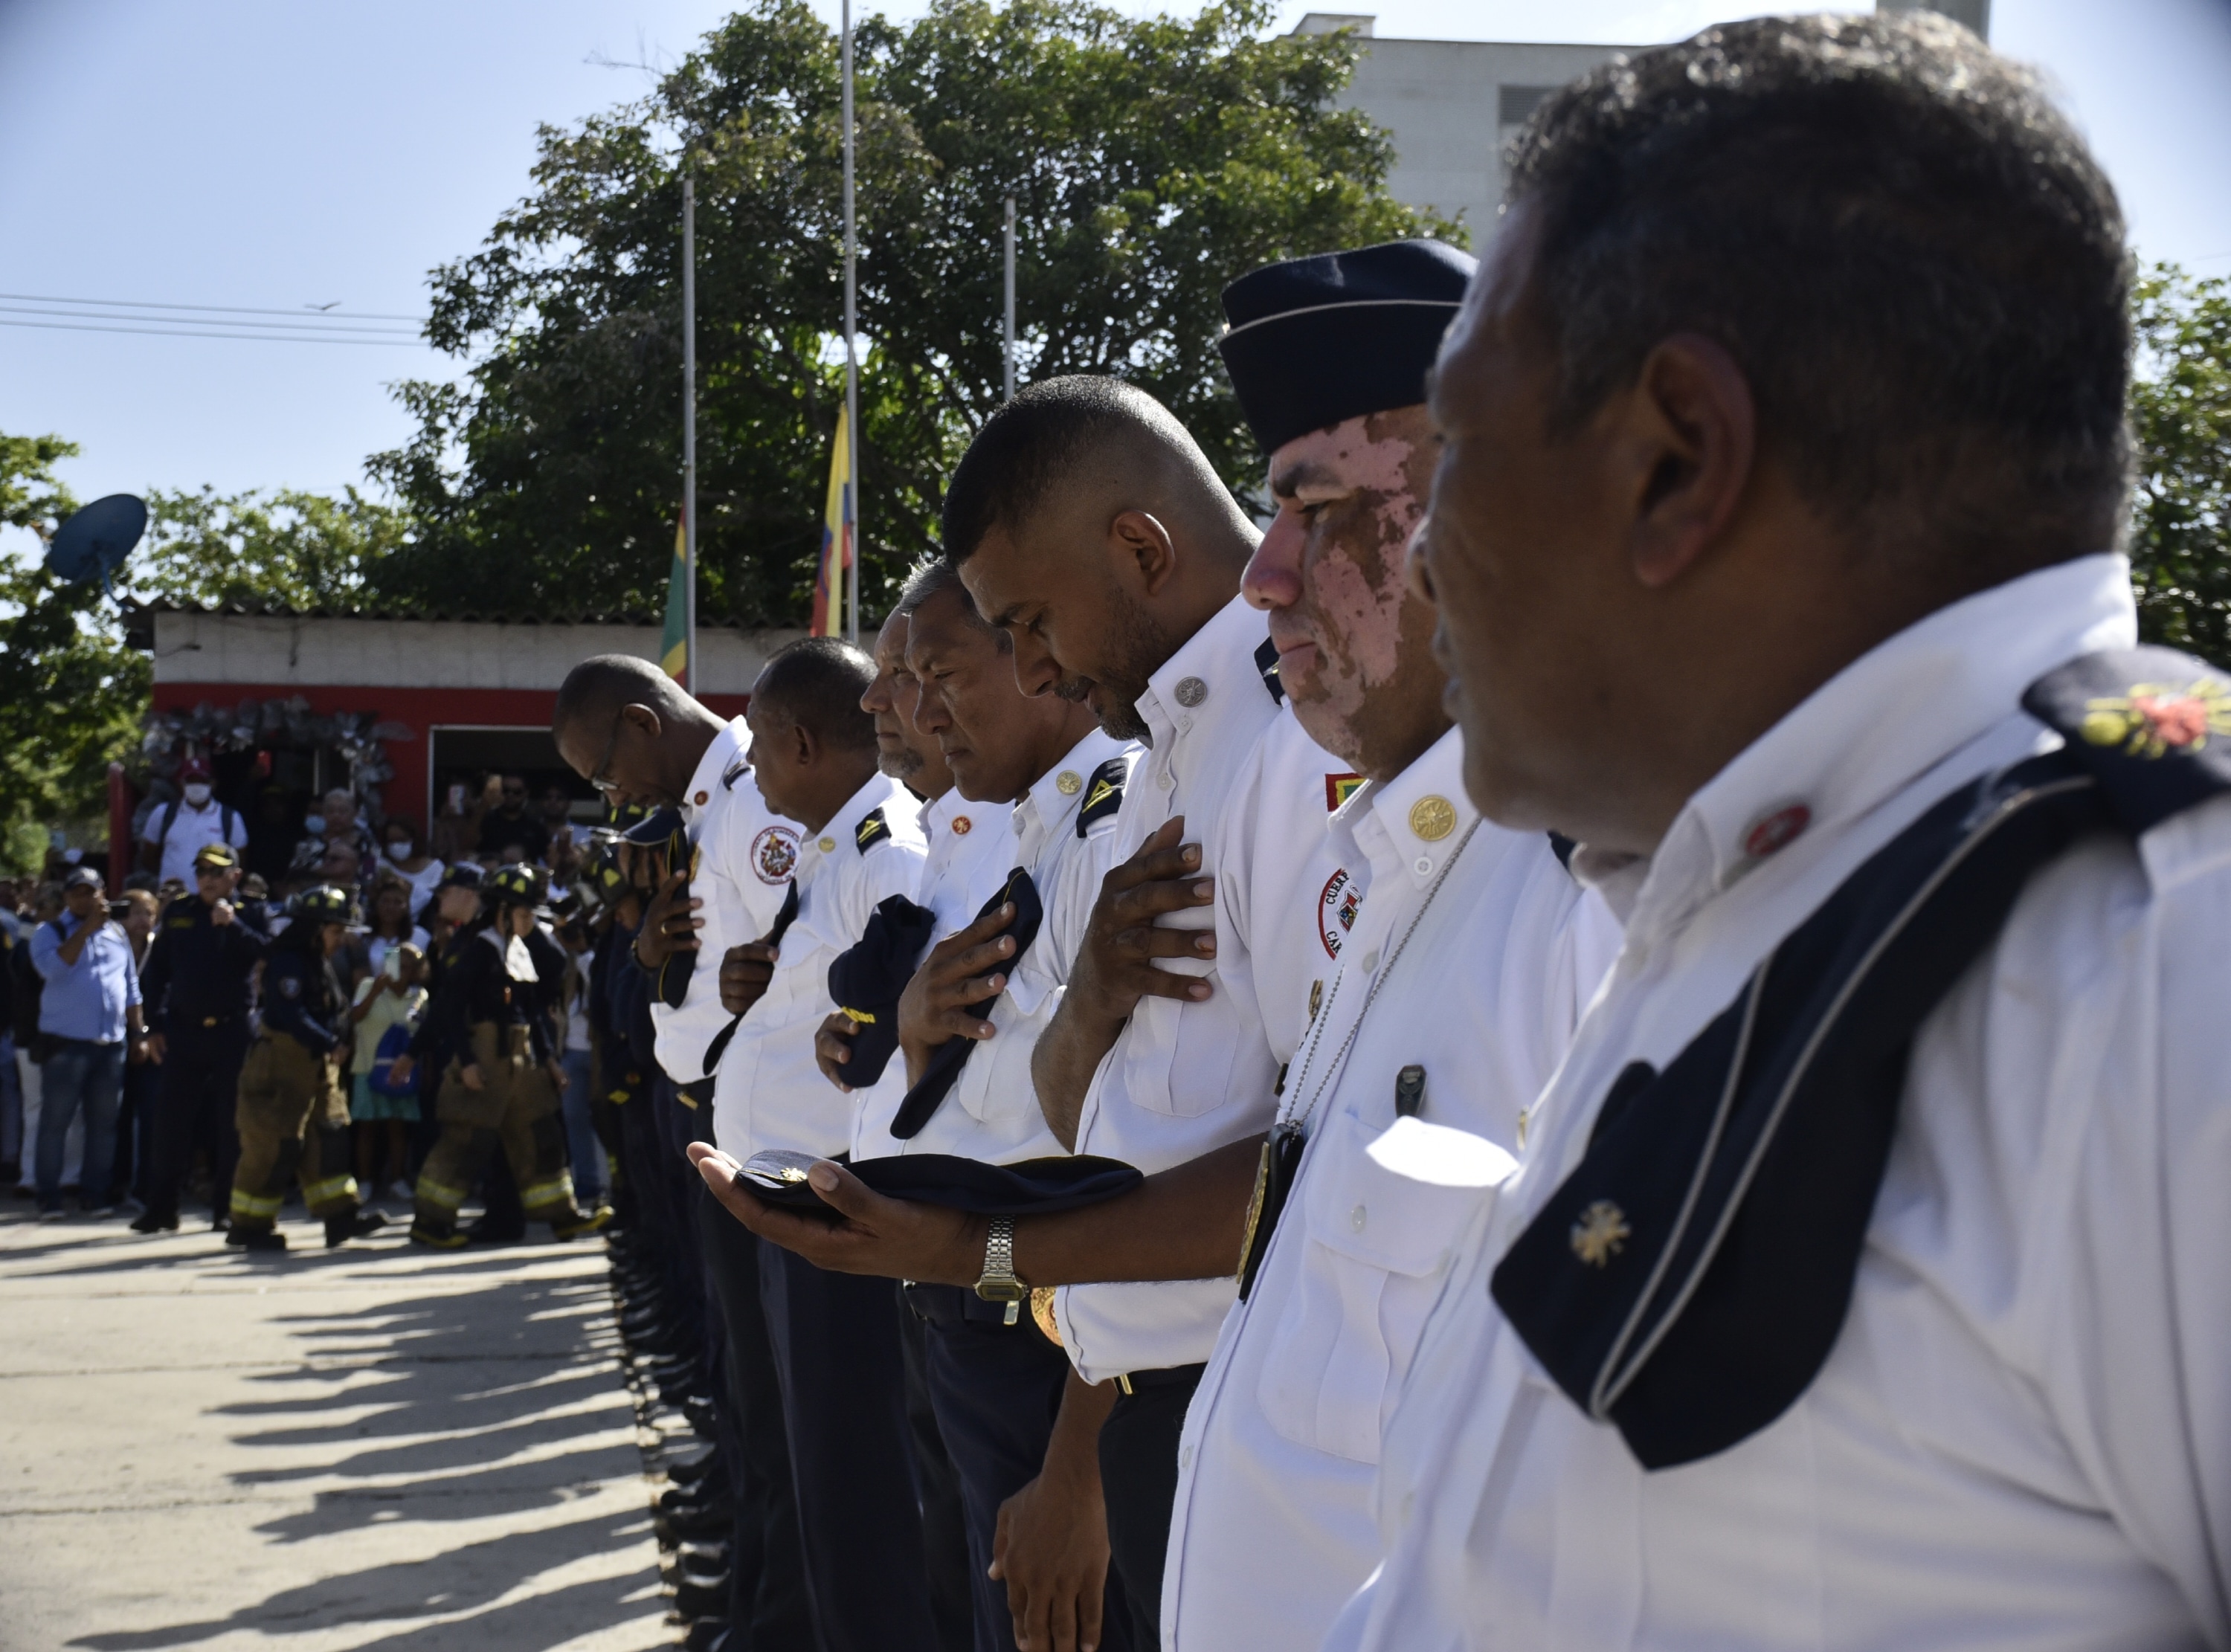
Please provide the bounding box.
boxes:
[1255,1109,1487,1464]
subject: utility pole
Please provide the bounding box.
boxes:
[841,0,860,645]
[1003,195,1017,403]
[682,172,697,694]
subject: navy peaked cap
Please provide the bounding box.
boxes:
[737,1150,1144,1219]
[1217,239,1477,454]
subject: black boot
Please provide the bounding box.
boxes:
[226,1225,287,1252]
[325,1209,389,1249]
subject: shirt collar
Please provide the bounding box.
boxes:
[1017,726,1133,841]
[1133,593,1272,754]
[1336,724,1476,891]
[678,717,750,828]
[1620,551,2136,946]
[799,771,910,875]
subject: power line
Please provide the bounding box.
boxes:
[0,317,434,347]
[0,302,419,338]
[0,290,426,323]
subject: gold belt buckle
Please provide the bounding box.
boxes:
[203,1016,219,1027]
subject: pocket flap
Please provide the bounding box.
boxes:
[1301,1110,1512,1277]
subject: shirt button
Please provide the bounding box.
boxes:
[1414,856,1432,876]
[1160,771,1176,791]
[1360,949,1380,974]
[1349,1203,1368,1233]
[1179,1444,1194,1470]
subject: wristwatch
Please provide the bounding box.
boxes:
[973,1216,1028,1326]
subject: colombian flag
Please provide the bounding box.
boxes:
[812,405,853,638]
[659,512,689,680]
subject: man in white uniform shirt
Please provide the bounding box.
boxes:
[1338,17,2231,1652]
[551,652,811,1645]
[717,638,943,1652]
[870,558,1139,1652]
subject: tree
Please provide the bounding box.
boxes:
[137,485,413,612]
[368,0,1455,625]
[2128,264,2231,660]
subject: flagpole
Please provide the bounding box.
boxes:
[682,171,698,694]
[841,0,860,645]
[1003,195,1017,402]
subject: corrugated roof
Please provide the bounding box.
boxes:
[129,596,692,627]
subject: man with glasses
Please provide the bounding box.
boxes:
[134,843,268,1233]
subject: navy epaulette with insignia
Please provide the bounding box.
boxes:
[721,754,750,791]
[1255,636,1286,705]
[1490,644,2230,1473]
[2019,645,2231,835]
[854,807,892,854]
[1076,757,1129,836]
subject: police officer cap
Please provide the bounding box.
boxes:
[736,1149,1143,1219]
[1217,238,1478,455]
[292,885,353,926]
[193,842,239,870]
[620,804,686,848]
[487,862,543,906]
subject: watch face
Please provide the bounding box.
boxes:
[973,1280,1028,1305]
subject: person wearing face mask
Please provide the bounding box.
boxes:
[141,755,248,888]
[379,818,446,921]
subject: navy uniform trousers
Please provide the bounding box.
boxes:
[144,1016,248,1224]
[759,1242,944,1652]
[907,1284,1135,1652]
[1096,1364,1205,1652]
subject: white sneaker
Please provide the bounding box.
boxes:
[87,1204,117,1219]
[387,1179,415,1204]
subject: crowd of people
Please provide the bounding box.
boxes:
[0,769,608,1240]
[10,15,2227,1652]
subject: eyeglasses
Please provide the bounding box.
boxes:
[587,710,627,796]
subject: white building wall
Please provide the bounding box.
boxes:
[150,612,803,697]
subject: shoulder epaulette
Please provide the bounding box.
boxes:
[1255,636,1286,705]
[2020,644,2231,836]
[1077,756,1129,837]
[721,754,750,791]
[854,807,892,854]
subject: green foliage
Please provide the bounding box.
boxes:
[137,485,413,611]
[2128,265,2231,660]
[0,430,79,532]
[368,0,1455,625]
[0,561,148,868]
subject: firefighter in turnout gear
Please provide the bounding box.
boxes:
[226,885,387,1253]
[408,864,609,1247]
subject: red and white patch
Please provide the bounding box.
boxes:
[1319,867,1360,958]
[1742,804,1811,862]
[951,815,973,835]
[753,825,801,885]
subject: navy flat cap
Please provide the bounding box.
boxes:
[825,894,939,1088]
[736,1150,1144,1221]
[1217,238,1478,454]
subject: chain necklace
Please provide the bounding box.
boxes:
[1238,817,1481,1297]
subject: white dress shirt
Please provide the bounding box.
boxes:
[846,783,1017,1155]
[651,718,800,1091]
[866,728,1138,1164]
[1219,709,1372,1068]
[1054,593,1288,1381]
[1335,553,2231,1652]
[712,771,926,1161]
[1165,726,1620,1652]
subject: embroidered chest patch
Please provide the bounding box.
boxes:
[1318,867,1360,958]
[753,826,800,885]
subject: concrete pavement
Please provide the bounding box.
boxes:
[0,1206,671,1652]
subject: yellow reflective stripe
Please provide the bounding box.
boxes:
[303,1175,358,1207]
[414,1177,467,1210]
[230,1189,283,1218]
[520,1175,574,1210]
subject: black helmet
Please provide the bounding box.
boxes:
[291,885,354,927]
[487,862,543,907]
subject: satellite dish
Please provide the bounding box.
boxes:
[46,494,147,596]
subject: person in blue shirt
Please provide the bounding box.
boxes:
[29,866,146,1218]
[226,885,386,1253]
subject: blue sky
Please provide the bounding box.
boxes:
[2,0,2227,561]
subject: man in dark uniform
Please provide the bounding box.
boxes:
[135,842,265,1233]
[228,885,387,1253]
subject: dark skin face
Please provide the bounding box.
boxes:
[554,685,728,813]
[743,670,883,836]
[1412,196,1957,854]
[1245,404,1449,783]
[907,586,1103,804]
[956,454,1255,741]
[864,609,955,796]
